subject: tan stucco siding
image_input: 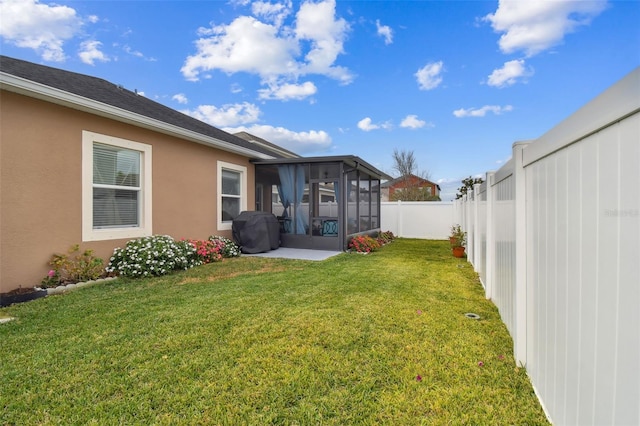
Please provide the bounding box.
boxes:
[0,91,254,293]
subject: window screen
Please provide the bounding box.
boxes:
[93,143,141,228]
[221,169,241,222]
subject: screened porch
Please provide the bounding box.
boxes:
[253,156,390,251]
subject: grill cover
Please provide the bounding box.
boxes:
[232,211,281,254]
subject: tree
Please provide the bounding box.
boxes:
[391,148,419,178]
[455,176,484,199]
[389,149,439,201]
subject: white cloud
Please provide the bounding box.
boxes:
[122,45,156,61]
[484,0,607,57]
[252,0,292,27]
[294,0,352,82]
[415,61,444,90]
[224,124,332,154]
[0,0,83,61]
[182,102,261,127]
[357,117,392,132]
[376,19,393,45]
[78,40,109,65]
[172,93,188,104]
[358,117,377,131]
[487,59,533,87]
[400,115,432,129]
[181,0,352,96]
[258,80,317,101]
[453,105,514,118]
[182,16,298,81]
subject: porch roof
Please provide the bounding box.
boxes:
[252,155,392,181]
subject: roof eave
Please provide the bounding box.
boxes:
[252,155,392,180]
[0,72,275,160]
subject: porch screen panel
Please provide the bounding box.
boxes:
[347,171,358,234]
[93,143,141,228]
[370,179,380,229]
[359,177,370,232]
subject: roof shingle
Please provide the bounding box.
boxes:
[0,55,284,158]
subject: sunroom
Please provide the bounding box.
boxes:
[252,156,391,251]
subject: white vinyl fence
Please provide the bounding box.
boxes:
[381,201,453,239]
[455,68,639,425]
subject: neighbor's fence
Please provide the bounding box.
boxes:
[455,68,639,426]
[381,201,453,239]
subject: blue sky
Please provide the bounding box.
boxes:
[1,0,639,200]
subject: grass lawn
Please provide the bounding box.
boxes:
[0,239,549,425]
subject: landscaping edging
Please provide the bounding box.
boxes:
[45,276,118,295]
[0,277,118,308]
[0,289,47,307]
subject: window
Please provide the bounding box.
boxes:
[218,161,247,230]
[82,131,152,241]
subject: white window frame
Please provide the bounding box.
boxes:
[82,131,152,241]
[217,161,247,231]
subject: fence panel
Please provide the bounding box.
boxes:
[475,184,488,286]
[526,112,640,426]
[380,201,453,239]
[454,68,639,425]
[492,172,516,339]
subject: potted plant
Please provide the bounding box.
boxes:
[449,225,467,258]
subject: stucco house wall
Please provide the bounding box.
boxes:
[0,90,254,293]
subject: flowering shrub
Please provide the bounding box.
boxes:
[40,269,61,288]
[41,245,104,288]
[188,238,224,264]
[106,235,199,278]
[208,236,241,258]
[377,230,395,245]
[348,235,381,253]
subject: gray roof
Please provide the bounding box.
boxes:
[0,55,285,159]
[252,155,392,181]
[234,131,301,159]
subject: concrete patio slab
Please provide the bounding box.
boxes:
[244,247,342,261]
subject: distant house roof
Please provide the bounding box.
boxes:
[234,131,300,159]
[380,174,441,191]
[0,55,285,159]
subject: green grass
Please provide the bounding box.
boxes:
[0,239,549,425]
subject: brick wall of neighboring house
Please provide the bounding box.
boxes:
[387,175,439,199]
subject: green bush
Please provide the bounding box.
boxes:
[106,235,199,278]
[377,230,396,244]
[348,235,381,253]
[41,245,104,287]
[208,236,241,258]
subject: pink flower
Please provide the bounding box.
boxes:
[416,309,422,315]
[498,354,505,360]
[478,361,484,367]
[47,270,56,278]
[416,375,422,381]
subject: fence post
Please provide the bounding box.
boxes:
[513,142,530,366]
[463,193,472,261]
[396,200,402,237]
[473,183,482,269]
[485,171,496,300]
